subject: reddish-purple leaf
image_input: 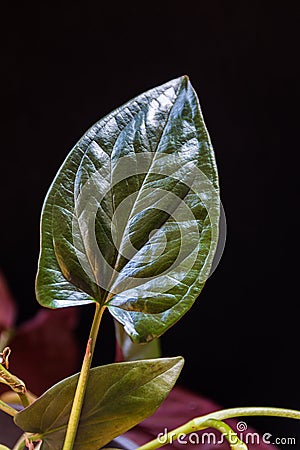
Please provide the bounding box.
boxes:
[8,308,80,396]
[0,271,17,332]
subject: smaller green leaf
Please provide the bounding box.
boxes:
[14,357,184,450]
[0,445,11,450]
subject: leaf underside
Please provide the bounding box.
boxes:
[14,357,184,450]
[36,75,219,342]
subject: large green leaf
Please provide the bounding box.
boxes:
[14,357,184,450]
[36,75,220,342]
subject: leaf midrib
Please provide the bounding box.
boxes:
[106,88,189,296]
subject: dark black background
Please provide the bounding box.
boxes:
[2,1,299,447]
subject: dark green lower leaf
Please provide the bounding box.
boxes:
[14,357,184,450]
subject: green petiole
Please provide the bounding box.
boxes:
[137,406,300,450]
[62,303,105,450]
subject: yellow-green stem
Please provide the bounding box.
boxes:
[0,399,17,416]
[12,433,42,450]
[137,406,300,450]
[0,363,30,408]
[12,435,27,450]
[19,393,30,408]
[62,303,105,450]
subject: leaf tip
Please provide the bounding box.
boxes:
[181,74,190,88]
[169,356,185,374]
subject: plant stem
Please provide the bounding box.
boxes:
[136,406,300,450]
[12,435,26,450]
[12,433,42,450]
[201,419,247,450]
[19,393,30,408]
[0,399,17,416]
[62,303,105,450]
[0,363,30,408]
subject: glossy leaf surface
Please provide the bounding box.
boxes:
[15,357,183,450]
[36,76,219,342]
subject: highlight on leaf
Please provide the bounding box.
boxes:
[36,76,220,343]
